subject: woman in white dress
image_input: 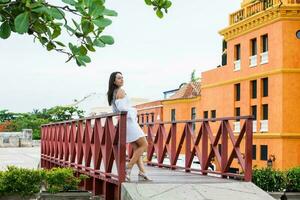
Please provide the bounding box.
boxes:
[107,72,150,181]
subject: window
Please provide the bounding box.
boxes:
[251,80,257,99]
[253,145,257,160]
[262,78,268,97]
[251,105,257,120]
[137,115,140,123]
[222,40,227,66]
[260,145,268,161]
[141,114,144,123]
[262,104,268,120]
[211,110,216,118]
[203,111,208,119]
[218,144,222,155]
[171,109,176,121]
[235,107,240,121]
[297,30,300,39]
[251,38,257,56]
[151,113,154,122]
[191,107,196,131]
[235,44,241,60]
[262,34,268,53]
[235,83,241,101]
[146,113,149,123]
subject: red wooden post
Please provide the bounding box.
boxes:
[170,123,177,169]
[221,120,228,178]
[185,123,192,172]
[244,118,253,181]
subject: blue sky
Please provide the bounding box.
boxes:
[0,0,241,112]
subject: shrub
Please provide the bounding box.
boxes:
[45,167,88,193]
[0,166,44,196]
[252,167,286,192]
[286,167,300,192]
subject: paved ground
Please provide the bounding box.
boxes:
[0,147,40,170]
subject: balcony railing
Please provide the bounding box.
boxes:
[249,55,257,67]
[260,51,269,64]
[233,121,241,133]
[253,120,257,132]
[234,60,241,71]
[260,120,269,132]
[229,0,300,25]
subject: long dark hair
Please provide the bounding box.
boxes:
[107,71,122,106]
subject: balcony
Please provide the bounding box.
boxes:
[233,121,241,133]
[260,52,269,64]
[260,120,268,132]
[234,60,241,71]
[249,55,257,67]
[253,120,257,132]
[229,0,300,25]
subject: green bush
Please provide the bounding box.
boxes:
[286,167,300,192]
[0,166,88,197]
[44,167,88,193]
[252,167,286,192]
[0,166,44,196]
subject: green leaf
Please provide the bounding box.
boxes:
[72,19,81,31]
[99,35,114,45]
[75,57,86,66]
[51,26,61,39]
[62,0,76,6]
[54,41,65,47]
[65,24,76,34]
[0,15,2,22]
[85,44,95,52]
[92,18,112,28]
[14,12,30,34]
[39,37,48,45]
[0,21,11,39]
[0,0,10,3]
[145,0,152,6]
[81,20,94,35]
[46,42,56,51]
[164,0,172,8]
[78,45,87,56]
[32,6,49,14]
[49,8,65,20]
[89,0,105,18]
[102,9,118,16]
[156,9,163,18]
[93,39,105,47]
[78,55,91,63]
[33,21,48,34]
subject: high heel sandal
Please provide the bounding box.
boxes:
[138,171,152,181]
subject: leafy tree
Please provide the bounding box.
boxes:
[0,0,172,66]
[0,109,20,122]
[190,69,200,82]
[4,106,84,139]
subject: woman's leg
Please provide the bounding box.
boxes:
[131,142,146,173]
[127,137,148,169]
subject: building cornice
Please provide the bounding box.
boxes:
[219,6,300,41]
[202,68,300,89]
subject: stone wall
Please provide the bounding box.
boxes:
[0,129,33,147]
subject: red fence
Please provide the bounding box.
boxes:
[41,112,127,200]
[41,114,253,200]
[139,116,253,181]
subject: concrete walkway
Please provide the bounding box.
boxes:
[122,166,275,200]
[0,147,40,170]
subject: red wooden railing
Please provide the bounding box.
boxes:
[41,114,253,200]
[41,112,127,200]
[139,116,253,181]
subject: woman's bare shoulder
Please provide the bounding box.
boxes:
[116,88,126,99]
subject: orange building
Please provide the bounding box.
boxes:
[137,0,300,170]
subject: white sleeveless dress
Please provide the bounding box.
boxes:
[111,91,145,143]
